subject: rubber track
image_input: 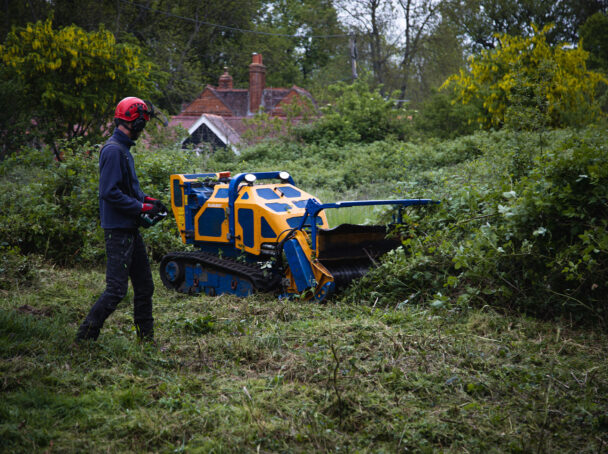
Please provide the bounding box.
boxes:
[160,251,278,293]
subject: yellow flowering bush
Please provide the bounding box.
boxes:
[0,20,159,147]
[442,25,608,129]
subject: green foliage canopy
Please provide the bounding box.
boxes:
[442,25,608,129]
[295,79,410,145]
[411,89,479,139]
[441,0,606,51]
[579,12,608,72]
[0,19,160,148]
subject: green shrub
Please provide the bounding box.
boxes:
[443,25,608,130]
[0,244,41,290]
[293,79,412,146]
[412,89,479,139]
[3,120,607,322]
[0,140,205,266]
[346,126,608,322]
[0,66,33,160]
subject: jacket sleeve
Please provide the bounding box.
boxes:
[99,146,143,214]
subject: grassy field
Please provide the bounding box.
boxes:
[1,266,606,453]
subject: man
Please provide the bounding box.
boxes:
[75,97,166,342]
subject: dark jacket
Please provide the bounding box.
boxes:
[99,129,147,229]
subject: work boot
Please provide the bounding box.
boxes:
[135,322,154,342]
[75,321,101,342]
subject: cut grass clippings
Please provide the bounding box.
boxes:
[1,267,607,452]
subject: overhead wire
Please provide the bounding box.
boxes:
[117,0,350,39]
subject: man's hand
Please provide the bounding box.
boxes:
[153,200,169,213]
[141,203,160,216]
[144,197,168,213]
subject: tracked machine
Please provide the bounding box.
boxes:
[160,171,438,302]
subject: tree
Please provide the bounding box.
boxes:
[2,1,350,114]
[580,12,608,72]
[442,0,608,52]
[0,66,32,159]
[334,0,444,101]
[0,19,159,155]
[144,0,263,112]
[335,0,396,87]
[442,0,557,51]
[295,78,410,144]
[554,0,608,43]
[395,0,440,100]
[442,25,608,129]
[405,19,466,104]
[1,0,51,40]
[247,0,347,86]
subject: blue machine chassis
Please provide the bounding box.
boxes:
[160,250,278,297]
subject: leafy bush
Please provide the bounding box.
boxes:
[224,125,608,321]
[0,140,205,266]
[580,12,608,73]
[412,89,480,139]
[0,244,41,290]
[293,79,412,145]
[3,119,607,323]
[0,19,161,150]
[346,126,608,322]
[220,134,485,199]
[443,25,608,129]
[0,66,33,160]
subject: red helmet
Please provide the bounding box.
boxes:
[114,97,151,122]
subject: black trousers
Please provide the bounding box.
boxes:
[76,229,154,340]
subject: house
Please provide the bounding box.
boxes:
[170,53,317,153]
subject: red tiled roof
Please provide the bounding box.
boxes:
[170,112,303,151]
[222,117,250,136]
[210,87,249,116]
[176,86,316,119]
[168,115,199,130]
[263,88,290,112]
[290,86,317,107]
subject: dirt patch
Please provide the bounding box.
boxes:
[17,304,53,317]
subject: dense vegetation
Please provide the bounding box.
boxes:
[2,1,607,148]
[0,19,158,156]
[1,125,607,452]
[2,123,607,320]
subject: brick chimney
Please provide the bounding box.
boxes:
[218,67,233,89]
[249,53,266,113]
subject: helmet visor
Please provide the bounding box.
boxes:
[137,103,151,122]
[144,100,169,126]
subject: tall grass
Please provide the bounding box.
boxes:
[0,267,606,452]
